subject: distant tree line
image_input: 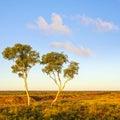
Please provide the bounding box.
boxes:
[2,43,79,106]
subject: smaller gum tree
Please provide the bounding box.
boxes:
[41,52,79,105]
[2,43,40,106]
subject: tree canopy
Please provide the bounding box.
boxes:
[41,52,68,74]
[2,43,40,77]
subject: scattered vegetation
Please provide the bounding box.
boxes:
[0,91,120,119]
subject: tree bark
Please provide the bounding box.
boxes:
[24,77,30,106]
[51,88,61,106]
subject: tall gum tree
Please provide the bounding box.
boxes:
[41,52,79,105]
[2,43,40,106]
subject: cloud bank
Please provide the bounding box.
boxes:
[28,13,71,34]
[51,42,93,57]
[79,15,119,32]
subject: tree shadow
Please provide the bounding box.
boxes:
[31,96,41,101]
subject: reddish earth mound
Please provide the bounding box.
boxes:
[0,96,36,106]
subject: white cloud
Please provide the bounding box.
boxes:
[80,15,119,31]
[29,13,71,34]
[51,41,93,57]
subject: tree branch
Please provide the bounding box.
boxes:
[61,78,71,91]
[57,72,62,90]
[49,74,60,88]
[53,71,56,81]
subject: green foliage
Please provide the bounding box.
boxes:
[2,43,40,78]
[64,61,79,79]
[41,51,79,80]
[41,52,68,74]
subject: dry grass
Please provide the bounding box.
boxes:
[0,91,120,106]
[1,91,120,119]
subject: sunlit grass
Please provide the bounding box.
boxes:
[0,91,120,119]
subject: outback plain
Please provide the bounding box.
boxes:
[0,91,120,120]
[1,0,120,120]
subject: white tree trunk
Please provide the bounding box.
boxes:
[51,87,61,106]
[24,78,30,106]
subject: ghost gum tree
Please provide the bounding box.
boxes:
[41,52,79,105]
[2,43,40,106]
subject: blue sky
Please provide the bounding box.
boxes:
[0,0,120,90]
